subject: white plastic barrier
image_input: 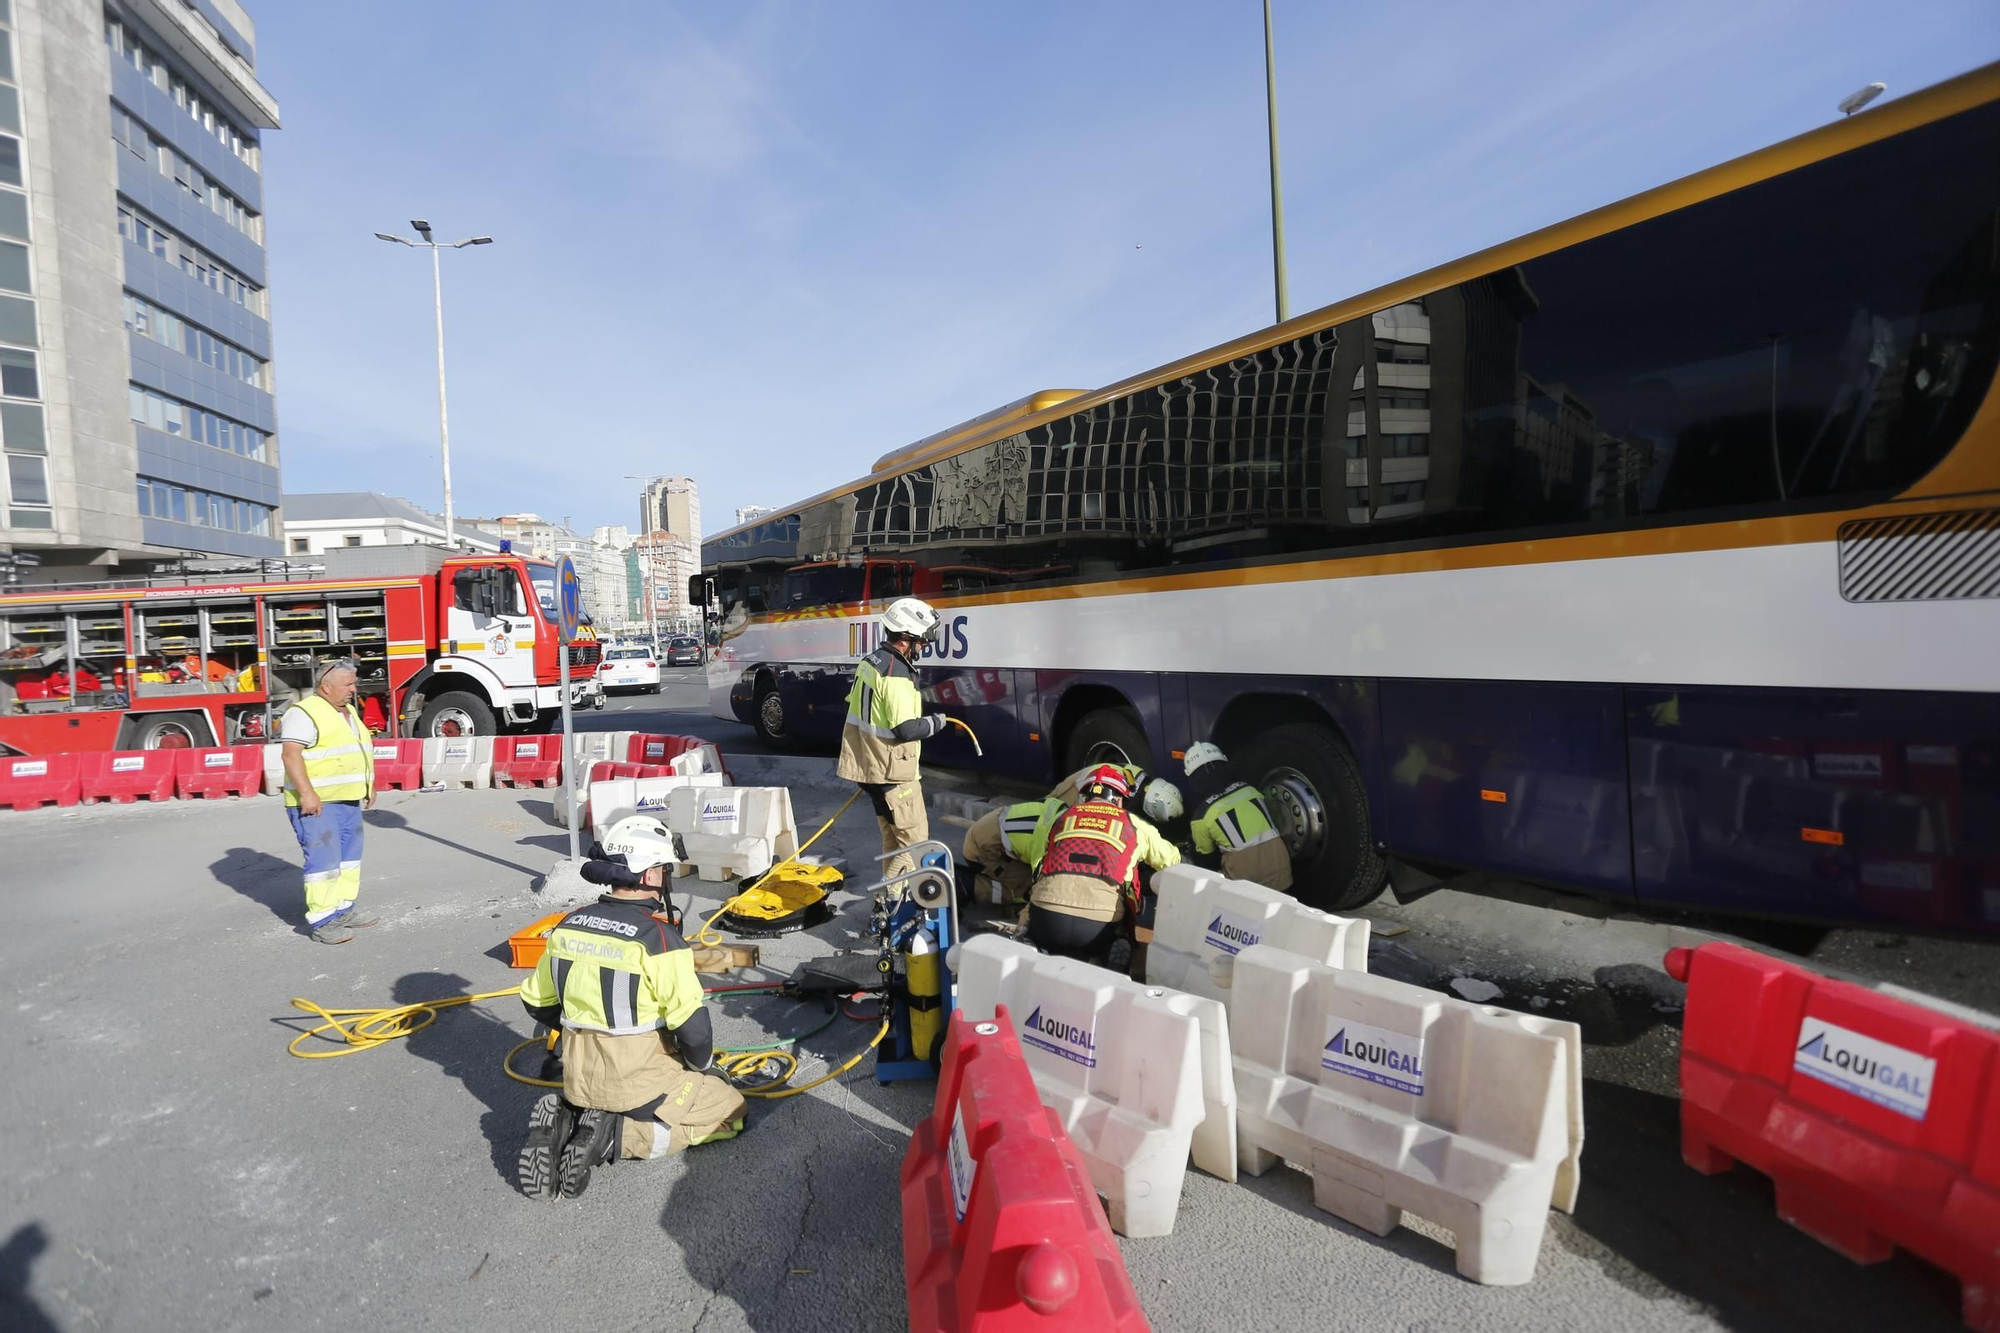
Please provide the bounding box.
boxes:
[421,735,494,789]
[588,772,727,845]
[1229,945,1583,1286]
[556,738,728,832]
[261,743,286,796]
[664,785,799,881]
[1147,864,1369,1003]
[566,730,624,777]
[955,933,1235,1238]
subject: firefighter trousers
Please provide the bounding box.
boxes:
[861,780,928,882]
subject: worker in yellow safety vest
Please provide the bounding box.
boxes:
[278,660,377,945]
[836,597,952,882]
[518,817,746,1199]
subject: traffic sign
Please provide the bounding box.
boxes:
[554,555,583,644]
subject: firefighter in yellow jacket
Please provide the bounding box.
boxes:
[837,598,951,881]
[517,818,746,1200]
[1027,766,1180,961]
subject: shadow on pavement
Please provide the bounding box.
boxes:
[209,846,309,937]
[0,1224,58,1333]
[367,807,539,877]
[654,983,915,1332]
[1563,1078,1963,1331]
[392,970,540,1189]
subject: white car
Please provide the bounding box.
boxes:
[598,645,662,695]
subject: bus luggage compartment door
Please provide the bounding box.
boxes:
[1378,678,1633,899]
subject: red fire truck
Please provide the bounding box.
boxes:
[0,546,603,756]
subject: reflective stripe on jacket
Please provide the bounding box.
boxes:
[1191,781,1282,856]
[518,895,705,1037]
[282,694,374,807]
[836,646,924,784]
[999,799,1066,867]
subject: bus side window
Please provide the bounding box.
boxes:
[869,562,912,601]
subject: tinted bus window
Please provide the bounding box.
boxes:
[781,565,866,609]
[763,100,2000,594]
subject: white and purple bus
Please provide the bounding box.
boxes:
[699,63,2000,934]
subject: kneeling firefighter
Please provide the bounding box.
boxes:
[958,796,1066,905]
[1182,743,1293,892]
[1027,766,1180,961]
[837,597,952,882]
[518,817,747,1200]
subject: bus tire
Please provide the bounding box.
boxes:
[1063,705,1153,777]
[415,691,495,738]
[753,681,793,749]
[1238,723,1386,912]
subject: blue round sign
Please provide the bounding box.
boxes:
[555,555,583,644]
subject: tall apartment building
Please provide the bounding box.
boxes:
[2,1,282,574]
[587,523,631,631]
[637,474,699,546]
[733,503,774,528]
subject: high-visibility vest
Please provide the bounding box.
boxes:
[1190,781,1283,856]
[282,694,375,807]
[835,646,924,784]
[1038,800,1142,890]
[999,799,1065,866]
[519,895,704,1036]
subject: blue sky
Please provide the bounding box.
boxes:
[256,1,2000,541]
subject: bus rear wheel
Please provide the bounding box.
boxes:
[1239,722,1386,912]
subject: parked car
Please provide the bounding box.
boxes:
[598,645,662,694]
[665,636,703,667]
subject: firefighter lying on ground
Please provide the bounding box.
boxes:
[517,817,747,1200]
[1025,765,1181,966]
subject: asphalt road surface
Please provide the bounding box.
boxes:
[1,667,1994,1331]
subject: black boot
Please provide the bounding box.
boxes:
[558,1109,621,1198]
[518,1093,576,1201]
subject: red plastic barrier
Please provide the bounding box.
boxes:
[901,1007,1149,1333]
[369,738,424,791]
[0,753,82,811]
[1668,941,2000,1331]
[625,733,700,766]
[493,735,562,788]
[173,746,263,799]
[79,750,177,804]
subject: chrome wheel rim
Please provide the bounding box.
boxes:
[1262,765,1327,864]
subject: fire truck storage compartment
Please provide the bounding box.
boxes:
[1,603,129,714]
[264,590,392,721]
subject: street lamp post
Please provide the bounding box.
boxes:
[374,221,493,548]
[1263,0,1290,324]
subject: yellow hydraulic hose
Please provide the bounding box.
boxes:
[289,782,891,1097]
[945,717,982,756]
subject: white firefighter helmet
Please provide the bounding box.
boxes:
[880,597,942,643]
[1141,778,1184,824]
[601,815,681,875]
[1183,742,1227,775]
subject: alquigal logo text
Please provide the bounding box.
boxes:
[1021,1005,1097,1067]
